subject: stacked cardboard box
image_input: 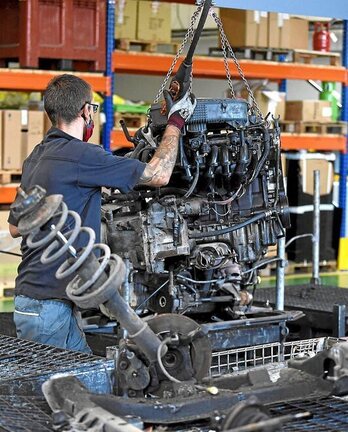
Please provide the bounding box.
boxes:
[1,110,45,170]
[240,85,286,119]
[220,8,308,50]
[2,110,22,170]
[115,1,172,44]
[115,0,138,40]
[268,14,308,50]
[219,9,268,48]
[0,108,102,171]
[285,100,332,123]
[137,1,171,43]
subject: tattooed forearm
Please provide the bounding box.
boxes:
[138,125,180,187]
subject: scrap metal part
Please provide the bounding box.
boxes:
[42,342,348,427]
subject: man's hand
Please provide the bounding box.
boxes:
[164,89,197,131]
[137,90,196,188]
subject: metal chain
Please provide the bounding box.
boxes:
[211,10,263,118]
[153,4,203,103]
[212,9,235,99]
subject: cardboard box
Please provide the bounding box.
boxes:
[219,9,268,48]
[256,90,286,119]
[137,1,171,43]
[20,110,44,160]
[288,18,308,50]
[171,4,218,30]
[115,0,137,40]
[300,158,333,196]
[26,111,44,156]
[268,13,291,49]
[241,88,285,119]
[2,110,22,170]
[285,100,332,122]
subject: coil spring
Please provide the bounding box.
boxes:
[13,186,113,296]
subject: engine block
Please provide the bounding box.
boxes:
[104,98,289,319]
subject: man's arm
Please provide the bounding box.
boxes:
[9,223,21,238]
[138,124,180,187]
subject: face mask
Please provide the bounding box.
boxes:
[83,117,94,142]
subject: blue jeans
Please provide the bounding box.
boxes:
[14,295,92,353]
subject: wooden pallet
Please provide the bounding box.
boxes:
[114,112,147,129]
[280,121,347,135]
[116,38,180,54]
[0,170,21,185]
[286,260,337,274]
[208,46,292,61]
[259,259,337,277]
[293,49,341,66]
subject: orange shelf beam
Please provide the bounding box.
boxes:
[0,185,18,205]
[113,51,348,84]
[111,129,135,150]
[0,69,110,94]
[111,129,346,152]
[281,134,346,151]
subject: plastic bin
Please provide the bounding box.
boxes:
[0,0,106,71]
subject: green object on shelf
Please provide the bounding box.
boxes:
[320,81,340,122]
[114,103,150,114]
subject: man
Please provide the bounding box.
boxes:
[8,74,195,352]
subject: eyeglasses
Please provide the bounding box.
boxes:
[87,102,99,113]
[81,102,99,113]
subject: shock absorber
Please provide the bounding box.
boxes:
[11,185,164,363]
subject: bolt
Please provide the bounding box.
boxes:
[126,351,135,359]
[119,360,128,370]
[132,371,138,377]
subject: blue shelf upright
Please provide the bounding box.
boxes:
[338,20,348,270]
[103,0,115,152]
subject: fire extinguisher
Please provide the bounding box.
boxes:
[313,22,331,52]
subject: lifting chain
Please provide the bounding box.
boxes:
[153,4,202,103]
[153,0,263,119]
[211,10,263,119]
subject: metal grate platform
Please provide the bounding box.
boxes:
[210,337,335,376]
[0,396,53,432]
[270,397,348,431]
[254,285,348,313]
[0,335,113,396]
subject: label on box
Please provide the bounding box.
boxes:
[260,11,268,18]
[254,11,260,23]
[322,107,332,118]
[21,109,28,127]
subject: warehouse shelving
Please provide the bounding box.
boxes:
[111,9,348,267]
[0,69,110,93]
[112,50,348,83]
[111,129,346,152]
[0,70,110,203]
[0,1,347,261]
[111,51,347,152]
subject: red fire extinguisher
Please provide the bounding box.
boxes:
[313,22,331,52]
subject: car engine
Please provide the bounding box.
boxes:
[103,97,290,320]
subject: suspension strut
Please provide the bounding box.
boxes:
[11,185,165,363]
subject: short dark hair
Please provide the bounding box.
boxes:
[44,74,92,126]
